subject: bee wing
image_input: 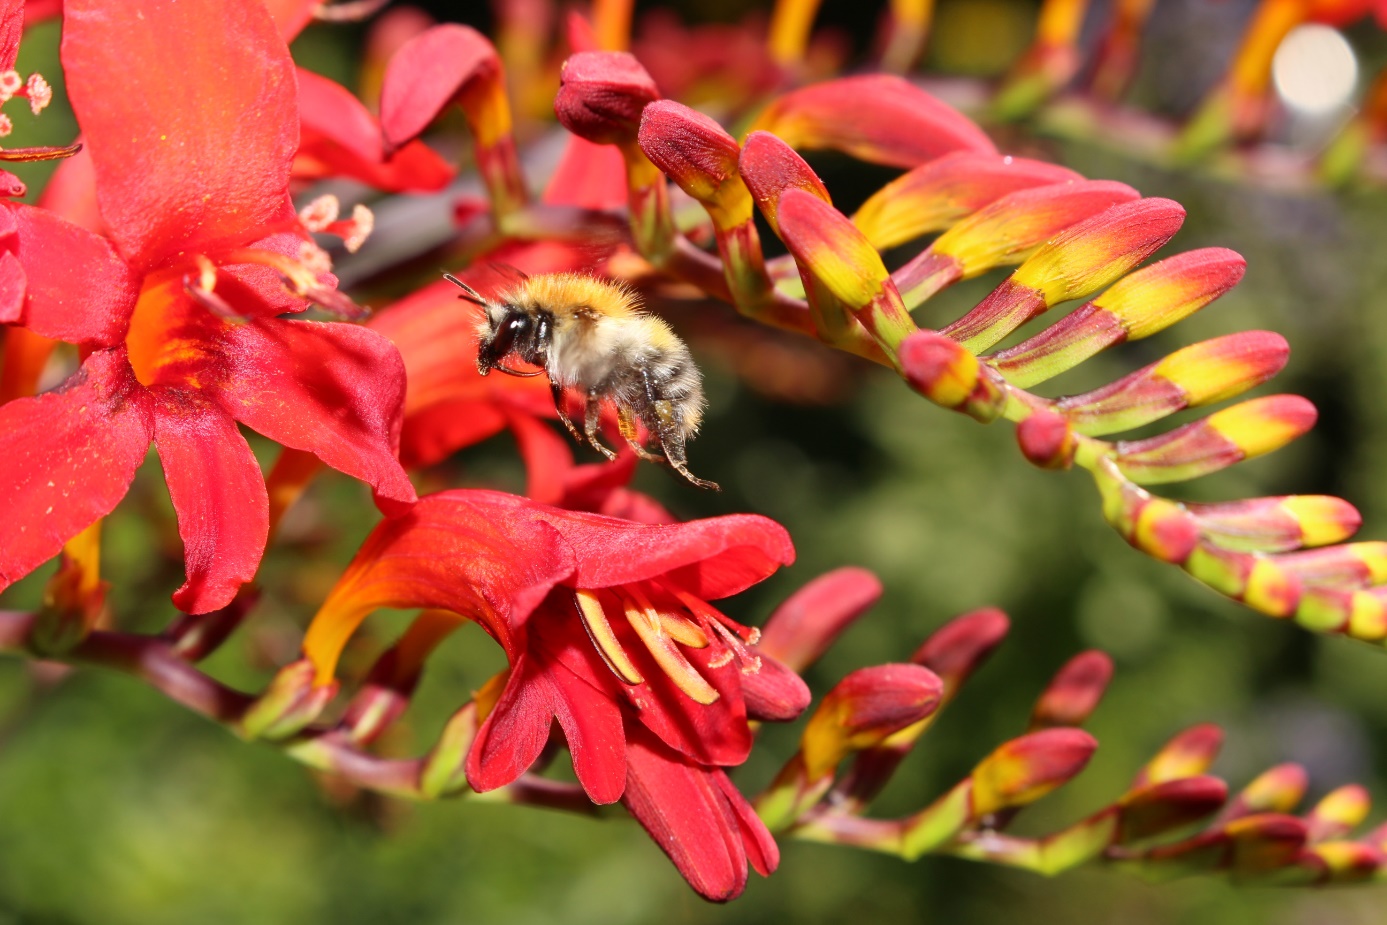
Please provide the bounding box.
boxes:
[486,261,530,284]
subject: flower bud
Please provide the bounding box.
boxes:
[555,51,659,145]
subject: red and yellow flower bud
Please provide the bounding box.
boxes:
[1221,763,1309,819]
[1030,650,1113,729]
[1116,776,1228,844]
[1305,784,1371,843]
[239,659,339,741]
[1017,409,1078,470]
[899,330,1008,422]
[637,100,770,310]
[944,199,1186,353]
[777,188,917,354]
[1053,331,1289,436]
[738,130,832,236]
[911,607,1010,698]
[749,75,996,169]
[1134,723,1224,787]
[1114,395,1317,485]
[969,728,1097,818]
[989,247,1247,388]
[1188,495,1361,554]
[853,152,1080,251]
[554,51,658,143]
[1274,542,1387,590]
[895,180,1138,308]
[801,664,944,780]
[554,51,672,258]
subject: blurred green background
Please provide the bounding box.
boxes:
[4,1,1387,922]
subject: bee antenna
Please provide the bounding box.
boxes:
[487,261,530,283]
[443,272,487,306]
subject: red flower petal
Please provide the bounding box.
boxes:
[739,653,811,722]
[536,507,795,599]
[750,75,996,168]
[622,724,765,902]
[261,0,319,41]
[541,135,630,209]
[585,612,753,766]
[0,0,22,71]
[0,349,152,590]
[380,24,502,149]
[151,390,268,614]
[9,202,136,346]
[0,250,21,322]
[218,319,416,512]
[295,68,454,194]
[62,0,298,270]
[35,147,103,233]
[302,495,576,683]
[467,643,627,804]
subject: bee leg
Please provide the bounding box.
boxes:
[617,407,667,463]
[584,393,618,460]
[652,398,720,491]
[551,380,583,442]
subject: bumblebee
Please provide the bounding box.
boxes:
[446,271,718,490]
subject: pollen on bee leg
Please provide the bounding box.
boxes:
[24,74,51,115]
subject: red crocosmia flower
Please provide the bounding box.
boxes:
[0,0,415,612]
[301,490,800,899]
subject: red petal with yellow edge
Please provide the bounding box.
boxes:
[302,494,576,683]
[622,723,770,902]
[218,319,416,512]
[0,349,152,590]
[151,389,268,614]
[296,68,454,193]
[380,24,502,149]
[9,202,136,346]
[61,0,297,270]
[748,75,996,168]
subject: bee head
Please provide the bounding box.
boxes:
[476,308,534,376]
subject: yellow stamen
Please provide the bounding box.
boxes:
[621,586,719,704]
[574,589,644,685]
